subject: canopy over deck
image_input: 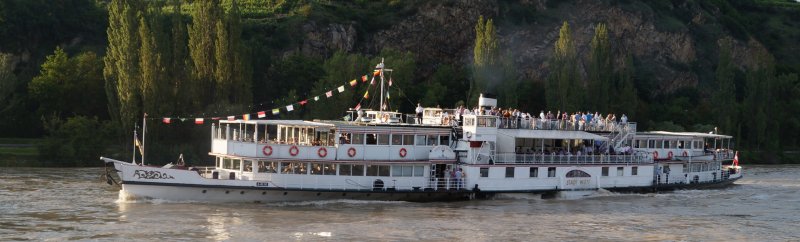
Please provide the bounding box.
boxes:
[500,129,609,141]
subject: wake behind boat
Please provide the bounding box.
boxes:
[102,59,742,202]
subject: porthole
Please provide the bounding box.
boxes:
[316,192,321,196]
[342,193,347,196]
[225,190,230,194]
[240,191,245,195]
[202,190,207,193]
[366,193,371,197]
[283,192,288,196]
[262,191,266,195]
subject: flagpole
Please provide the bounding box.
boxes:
[142,113,147,165]
[132,129,137,164]
[379,58,385,117]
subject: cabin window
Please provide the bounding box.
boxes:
[323,164,335,175]
[353,164,365,176]
[480,168,489,177]
[415,135,426,146]
[566,170,591,177]
[548,167,556,177]
[367,165,390,176]
[243,160,253,172]
[530,167,539,178]
[632,166,638,176]
[293,162,307,174]
[678,141,685,149]
[602,167,609,176]
[257,161,277,173]
[216,158,221,168]
[403,135,415,145]
[232,159,242,170]
[439,136,450,146]
[366,134,377,145]
[414,166,424,177]
[505,167,514,178]
[664,141,671,149]
[427,135,438,146]
[392,166,416,177]
[352,133,365,145]
[648,140,655,148]
[670,140,678,149]
[339,164,352,176]
[280,162,293,174]
[656,140,663,149]
[391,134,402,145]
[378,134,390,145]
[617,167,624,176]
[222,158,232,169]
[465,117,475,126]
[311,164,323,175]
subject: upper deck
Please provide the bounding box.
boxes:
[209,120,456,162]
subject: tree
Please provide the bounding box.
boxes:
[742,47,775,151]
[588,23,612,111]
[188,0,222,106]
[712,38,737,135]
[471,15,500,103]
[29,47,107,118]
[104,0,143,134]
[214,0,251,107]
[306,51,369,120]
[0,53,18,107]
[168,0,192,114]
[139,3,170,116]
[547,21,583,111]
[612,53,637,118]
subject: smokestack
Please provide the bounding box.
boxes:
[478,93,497,109]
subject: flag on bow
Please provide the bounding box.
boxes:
[733,151,739,166]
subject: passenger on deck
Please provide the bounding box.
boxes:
[415,103,423,124]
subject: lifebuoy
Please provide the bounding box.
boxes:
[653,151,659,159]
[262,146,273,156]
[399,148,407,158]
[668,151,674,159]
[682,151,688,157]
[347,147,356,157]
[289,145,299,156]
[318,147,327,157]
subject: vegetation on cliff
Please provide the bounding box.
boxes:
[0,0,798,165]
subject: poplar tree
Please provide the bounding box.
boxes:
[214,0,251,107]
[104,0,142,134]
[139,4,168,116]
[548,21,582,111]
[471,15,499,103]
[188,0,221,106]
[588,23,612,111]
[712,38,736,135]
[614,53,637,118]
[169,0,191,113]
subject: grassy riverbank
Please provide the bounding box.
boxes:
[0,138,41,167]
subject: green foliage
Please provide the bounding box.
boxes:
[38,116,115,166]
[547,21,583,111]
[712,38,737,135]
[588,23,612,112]
[0,53,18,109]
[29,47,107,118]
[612,53,638,118]
[305,51,369,120]
[472,16,505,104]
[423,64,469,108]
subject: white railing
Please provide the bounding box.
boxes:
[492,152,651,164]
[497,117,633,133]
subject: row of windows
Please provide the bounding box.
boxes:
[340,133,450,146]
[635,140,702,149]
[686,162,720,172]
[217,158,425,177]
[477,167,558,178]
[601,166,638,176]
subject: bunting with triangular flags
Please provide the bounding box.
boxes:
[363,90,369,99]
[350,79,357,86]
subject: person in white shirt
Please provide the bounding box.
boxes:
[415,103,424,124]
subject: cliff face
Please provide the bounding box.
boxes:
[298,0,770,95]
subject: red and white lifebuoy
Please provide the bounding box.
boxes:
[318,147,327,158]
[682,150,688,157]
[262,146,273,156]
[399,148,407,158]
[347,147,356,157]
[653,151,659,159]
[668,151,674,159]
[289,145,299,156]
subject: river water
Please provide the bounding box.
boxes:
[0,165,798,241]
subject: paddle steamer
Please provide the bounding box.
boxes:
[102,60,742,202]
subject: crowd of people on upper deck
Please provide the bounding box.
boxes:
[443,105,629,132]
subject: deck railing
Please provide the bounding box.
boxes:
[492,152,651,164]
[497,117,634,133]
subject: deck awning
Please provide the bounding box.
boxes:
[639,131,733,139]
[499,130,609,141]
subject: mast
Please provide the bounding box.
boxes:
[377,58,393,123]
[379,58,385,114]
[142,113,147,165]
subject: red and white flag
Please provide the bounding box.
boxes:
[326,91,333,98]
[227,116,235,121]
[354,103,361,110]
[257,111,266,118]
[389,78,393,87]
[194,118,204,125]
[733,151,739,166]
[162,118,171,124]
